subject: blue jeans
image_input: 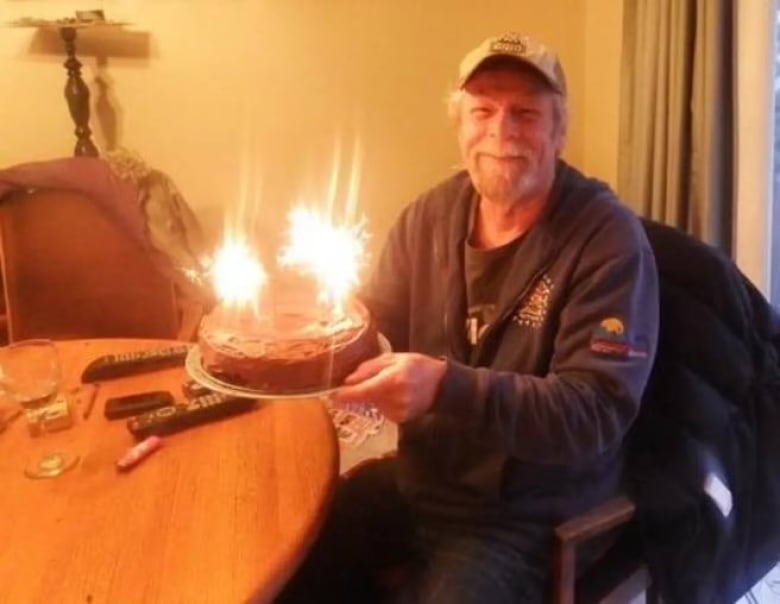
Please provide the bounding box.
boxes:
[394,528,550,604]
[274,457,553,604]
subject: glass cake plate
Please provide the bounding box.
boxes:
[185,333,391,400]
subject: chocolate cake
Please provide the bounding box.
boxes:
[198,293,380,394]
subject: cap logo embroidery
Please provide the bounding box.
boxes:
[514,274,553,328]
[490,34,527,56]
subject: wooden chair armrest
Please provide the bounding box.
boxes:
[555,494,636,546]
[552,495,637,604]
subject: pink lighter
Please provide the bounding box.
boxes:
[116,435,163,472]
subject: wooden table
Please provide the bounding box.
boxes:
[0,339,339,603]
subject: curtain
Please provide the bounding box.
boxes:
[618,0,734,252]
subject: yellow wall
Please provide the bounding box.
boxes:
[583,0,623,186]
[0,1,622,252]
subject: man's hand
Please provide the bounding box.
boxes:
[331,353,447,423]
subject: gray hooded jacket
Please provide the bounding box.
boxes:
[361,161,659,523]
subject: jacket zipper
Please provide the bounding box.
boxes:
[473,260,555,364]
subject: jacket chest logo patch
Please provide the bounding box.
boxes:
[513,275,553,328]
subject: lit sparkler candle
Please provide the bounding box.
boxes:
[278,207,368,318]
[209,239,267,329]
[279,208,367,317]
[197,206,380,394]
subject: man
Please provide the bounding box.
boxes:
[277,32,659,603]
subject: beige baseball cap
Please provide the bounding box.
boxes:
[457,32,566,95]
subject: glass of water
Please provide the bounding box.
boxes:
[0,339,79,478]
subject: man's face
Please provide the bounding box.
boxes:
[457,66,565,206]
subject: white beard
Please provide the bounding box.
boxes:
[471,153,539,205]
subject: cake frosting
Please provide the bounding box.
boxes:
[198,277,379,393]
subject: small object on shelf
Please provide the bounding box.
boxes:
[74,10,105,23]
[8,13,127,28]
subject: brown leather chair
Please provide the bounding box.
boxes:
[0,189,201,342]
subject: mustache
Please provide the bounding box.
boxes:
[475,147,534,161]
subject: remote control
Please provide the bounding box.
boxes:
[181,379,213,400]
[81,345,191,383]
[104,391,175,420]
[126,392,255,440]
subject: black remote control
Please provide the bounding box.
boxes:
[81,345,191,383]
[126,393,255,440]
[104,391,175,420]
[182,379,213,400]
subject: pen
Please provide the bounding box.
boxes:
[0,408,22,432]
[82,383,100,420]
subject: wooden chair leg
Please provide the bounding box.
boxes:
[553,542,576,604]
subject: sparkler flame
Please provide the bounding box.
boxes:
[278,207,367,316]
[210,240,266,306]
[210,133,367,320]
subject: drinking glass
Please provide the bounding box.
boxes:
[0,339,79,478]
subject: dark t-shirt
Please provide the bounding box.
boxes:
[464,204,525,346]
